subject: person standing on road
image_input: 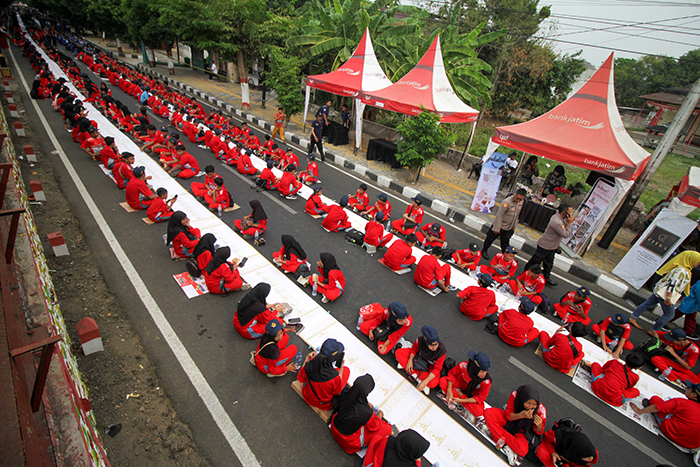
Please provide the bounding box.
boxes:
[318,100,331,131]
[482,189,525,259]
[271,107,285,142]
[309,114,325,161]
[523,204,574,287]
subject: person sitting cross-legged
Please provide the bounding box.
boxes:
[554,287,592,326]
[539,323,587,374]
[297,338,350,411]
[395,325,446,395]
[321,195,352,232]
[507,264,545,305]
[414,247,455,293]
[439,351,491,421]
[253,319,298,378]
[498,297,539,348]
[363,212,393,249]
[586,352,644,407]
[382,234,418,271]
[457,273,497,321]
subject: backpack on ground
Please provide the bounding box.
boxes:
[344,228,364,245]
[186,259,201,278]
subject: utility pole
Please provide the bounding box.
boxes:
[598,78,700,249]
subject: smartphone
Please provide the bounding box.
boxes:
[287,317,301,324]
[173,194,178,199]
[238,257,248,268]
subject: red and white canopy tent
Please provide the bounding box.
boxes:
[669,166,700,215]
[483,53,652,250]
[302,28,393,150]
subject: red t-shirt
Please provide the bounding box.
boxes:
[112,161,133,188]
[125,178,154,209]
[453,249,481,265]
[591,360,639,407]
[655,397,700,449]
[147,197,170,221]
[457,286,497,320]
[178,152,200,173]
[403,204,424,224]
[420,223,445,241]
[364,221,387,246]
[541,333,584,373]
[351,190,369,207]
[505,390,547,435]
[599,317,631,341]
[447,361,491,404]
[498,308,537,346]
[383,240,413,270]
[321,205,350,232]
[297,365,345,411]
[557,291,592,321]
[516,271,545,294]
[100,146,119,168]
[414,255,445,288]
[659,331,699,367]
[81,136,105,154]
[488,253,517,278]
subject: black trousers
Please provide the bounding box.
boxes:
[524,245,556,280]
[309,138,324,160]
[482,227,514,254]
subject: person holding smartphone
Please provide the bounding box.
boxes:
[523,204,574,287]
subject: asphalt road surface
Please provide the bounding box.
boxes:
[10,41,692,467]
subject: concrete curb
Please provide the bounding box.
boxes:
[86,42,639,301]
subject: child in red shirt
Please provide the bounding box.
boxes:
[482,246,518,284]
[321,196,351,232]
[363,212,393,248]
[554,287,592,325]
[348,184,369,212]
[498,297,539,347]
[507,265,545,305]
[452,243,481,271]
[539,323,587,374]
[457,273,497,320]
[414,247,454,293]
[146,188,176,223]
[382,234,417,271]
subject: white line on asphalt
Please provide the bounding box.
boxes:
[508,356,675,467]
[220,163,298,214]
[8,45,261,467]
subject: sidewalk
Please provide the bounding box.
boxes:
[87,37,643,300]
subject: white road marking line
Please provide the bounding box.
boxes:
[220,163,298,214]
[508,356,675,467]
[8,45,261,467]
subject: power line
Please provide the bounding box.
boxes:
[554,14,700,37]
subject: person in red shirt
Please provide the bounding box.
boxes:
[271,107,286,142]
[277,147,299,171]
[234,200,267,238]
[382,234,417,271]
[99,136,120,169]
[482,385,547,464]
[298,153,320,185]
[585,352,644,407]
[321,196,352,232]
[142,125,167,153]
[592,314,633,361]
[498,297,539,347]
[631,382,700,450]
[439,351,491,420]
[256,160,279,191]
[308,253,345,303]
[204,177,231,211]
[237,148,259,175]
[254,319,298,377]
[278,165,302,199]
[395,326,446,395]
[651,328,700,384]
[297,338,350,411]
[146,187,176,223]
[112,152,134,189]
[363,212,393,248]
[272,235,308,275]
[167,145,200,179]
[305,186,329,216]
[358,301,412,355]
[364,193,392,221]
[363,429,430,467]
[536,421,598,467]
[166,212,201,259]
[234,283,283,339]
[539,323,587,374]
[414,247,454,293]
[482,246,518,284]
[203,247,244,294]
[415,222,446,251]
[458,273,497,320]
[554,287,592,325]
[507,264,545,305]
[452,243,481,271]
[330,374,392,454]
[391,195,424,235]
[80,127,105,160]
[348,183,369,212]
[190,165,221,198]
[125,166,156,210]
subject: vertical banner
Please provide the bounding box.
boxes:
[612,208,697,289]
[564,179,620,254]
[471,152,508,213]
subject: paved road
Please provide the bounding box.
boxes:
[11,42,691,467]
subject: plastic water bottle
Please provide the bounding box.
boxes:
[254,230,259,243]
[217,205,222,218]
[496,438,506,450]
[312,282,318,297]
[295,351,302,367]
[432,463,440,467]
[659,367,672,381]
[373,405,380,415]
[608,338,619,352]
[447,402,456,410]
[356,315,363,331]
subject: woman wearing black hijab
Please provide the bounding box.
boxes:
[363,428,430,467]
[167,211,202,258]
[542,165,567,196]
[537,422,598,467]
[204,247,244,294]
[253,318,298,377]
[233,283,282,339]
[519,156,539,186]
[234,199,268,238]
[309,252,345,303]
[192,233,217,271]
[438,351,491,421]
[272,235,308,274]
[330,374,392,454]
[395,325,446,395]
[296,338,350,410]
[483,384,547,464]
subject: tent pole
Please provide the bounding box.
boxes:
[457,120,477,171]
[302,84,310,133]
[599,78,700,249]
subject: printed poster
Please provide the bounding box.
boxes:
[471,152,508,213]
[173,272,209,298]
[565,179,620,254]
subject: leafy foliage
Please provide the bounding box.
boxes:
[267,53,305,123]
[395,108,453,173]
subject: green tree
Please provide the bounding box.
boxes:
[85,0,126,38]
[267,53,304,127]
[395,108,453,182]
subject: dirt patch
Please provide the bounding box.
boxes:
[8,94,210,466]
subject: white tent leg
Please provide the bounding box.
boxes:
[355,99,365,152]
[302,85,310,133]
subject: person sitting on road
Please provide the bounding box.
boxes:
[415,222,446,252]
[585,352,644,407]
[112,151,134,189]
[382,234,417,271]
[203,177,231,213]
[237,148,259,175]
[273,235,308,275]
[234,283,284,339]
[191,165,220,198]
[498,297,539,347]
[439,351,492,421]
[321,195,351,232]
[363,212,393,249]
[364,193,392,222]
[633,381,700,450]
[330,374,392,454]
[414,247,455,293]
[80,126,105,160]
[554,287,592,326]
[348,183,369,212]
[305,186,328,216]
[536,419,598,467]
[100,136,120,169]
[253,319,298,378]
[297,338,350,411]
[507,264,545,305]
[192,233,217,273]
[650,328,700,385]
[452,242,481,271]
[592,313,633,359]
[234,200,267,239]
[167,144,200,179]
[458,273,497,321]
[146,187,176,223]
[204,247,244,294]
[363,429,430,467]
[539,323,587,374]
[395,326,446,395]
[481,246,518,284]
[391,195,424,236]
[482,385,546,466]
[359,301,413,355]
[166,211,202,259]
[299,153,320,185]
[278,165,302,199]
[125,166,156,210]
[309,253,345,303]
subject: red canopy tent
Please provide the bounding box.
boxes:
[488,53,650,181]
[361,35,479,123]
[670,166,700,213]
[302,28,393,149]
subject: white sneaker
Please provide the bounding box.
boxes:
[286,195,297,200]
[502,445,521,466]
[321,296,329,303]
[396,363,403,370]
[423,386,430,396]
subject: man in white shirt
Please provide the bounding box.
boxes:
[209,61,218,81]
